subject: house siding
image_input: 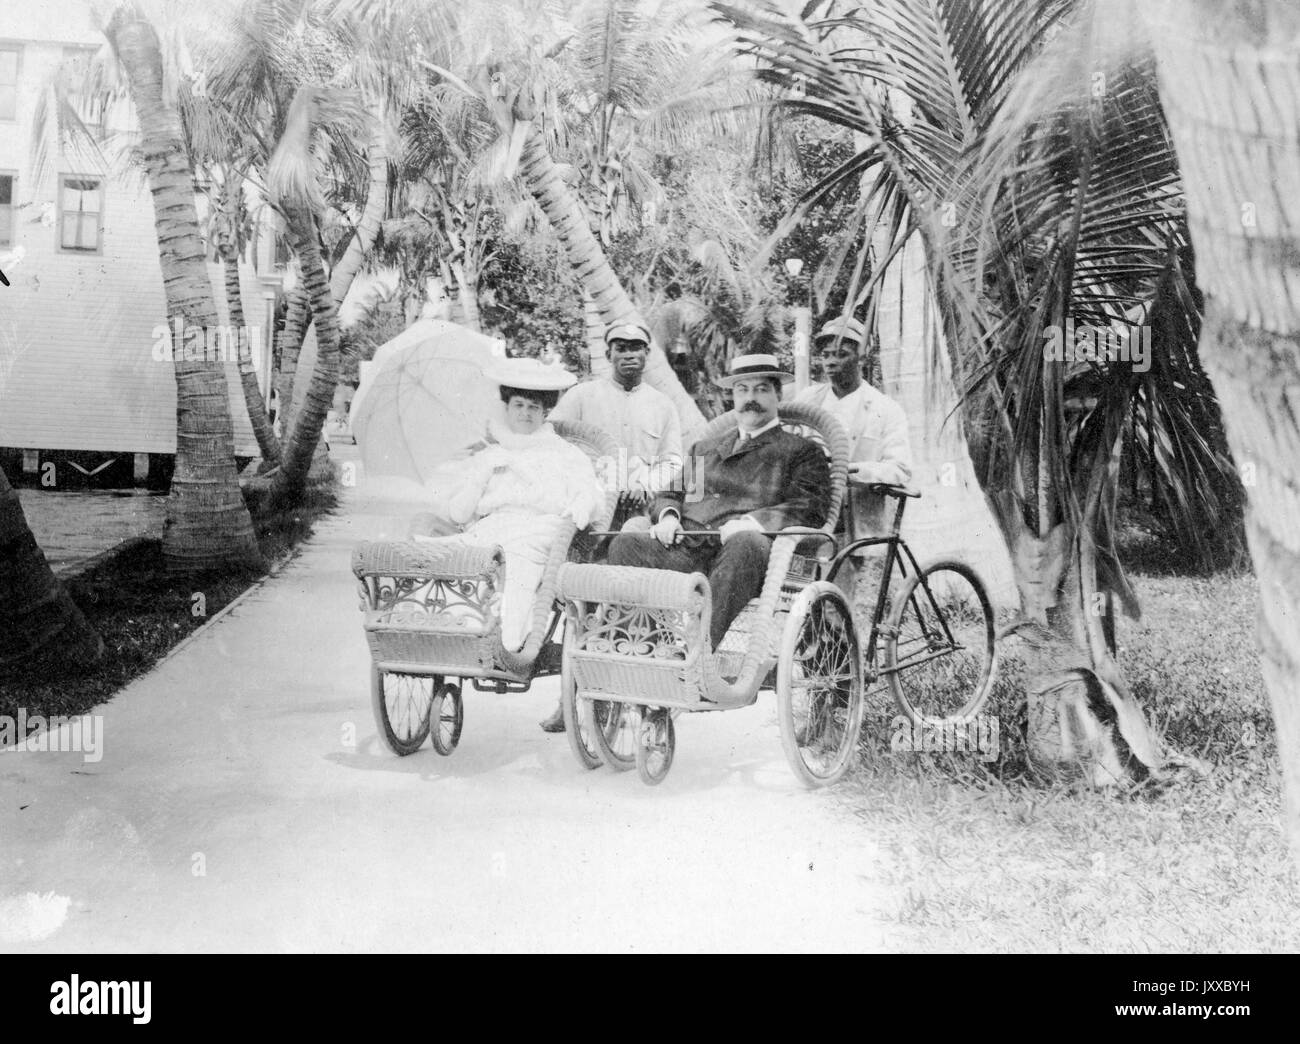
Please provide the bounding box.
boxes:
[0,1,264,459]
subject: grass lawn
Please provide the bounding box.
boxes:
[847,565,1299,952]
[0,484,338,723]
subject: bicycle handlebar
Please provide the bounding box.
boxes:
[588,528,837,549]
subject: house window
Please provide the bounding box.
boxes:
[0,45,19,121]
[59,175,104,253]
[0,173,14,247]
[61,47,101,131]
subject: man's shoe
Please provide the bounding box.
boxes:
[540,703,566,733]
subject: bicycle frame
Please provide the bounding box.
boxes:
[823,493,963,681]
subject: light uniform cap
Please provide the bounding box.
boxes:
[715,353,795,388]
[814,316,866,344]
[604,323,652,346]
[485,355,577,392]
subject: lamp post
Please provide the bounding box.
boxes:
[784,257,812,392]
[670,332,692,392]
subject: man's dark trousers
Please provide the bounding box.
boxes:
[607,528,771,648]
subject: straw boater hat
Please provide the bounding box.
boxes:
[814,316,866,344]
[715,353,795,388]
[485,355,577,391]
[603,322,652,346]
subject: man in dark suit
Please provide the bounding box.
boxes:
[608,353,830,649]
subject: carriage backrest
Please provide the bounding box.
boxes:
[691,401,852,535]
[550,418,623,531]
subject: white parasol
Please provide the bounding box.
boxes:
[349,319,506,486]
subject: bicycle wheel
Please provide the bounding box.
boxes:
[371,667,436,756]
[560,629,604,770]
[591,700,637,771]
[883,560,996,724]
[635,707,675,786]
[429,682,464,756]
[776,581,864,787]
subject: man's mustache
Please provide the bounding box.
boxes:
[738,401,765,412]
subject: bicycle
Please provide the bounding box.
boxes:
[827,481,997,725]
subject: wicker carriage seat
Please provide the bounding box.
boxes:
[352,539,504,646]
[557,563,707,662]
[353,418,622,683]
[557,562,708,611]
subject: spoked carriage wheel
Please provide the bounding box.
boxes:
[635,707,675,786]
[590,701,637,771]
[371,667,437,756]
[561,629,605,770]
[883,560,996,725]
[429,682,464,756]
[776,582,864,787]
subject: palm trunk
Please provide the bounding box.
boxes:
[274,131,383,467]
[1143,0,1300,863]
[989,421,1159,784]
[274,283,310,442]
[935,277,1160,782]
[0,467,102,668]
[270,205,341,504]
[328,122,387,306]
[437,258,467,326]
[582,289,606,377]
[225,256,280,463]
[107,5,261,572]
[517,123,707,439]
[452,258,480,331]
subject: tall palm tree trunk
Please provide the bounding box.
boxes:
[582,289,605,376]
[274,283,310,442]
[1143,0,1300,864]
[107,4,261,572]
[451,258,481,331]
[270,205,341,504]
[224,256,281,463]
[517,123,707,439]
[274,131,385,480]
[0,467,102,668]
[329,123,388,305]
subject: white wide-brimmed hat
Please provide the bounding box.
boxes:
[715,353,795,388]
[485,355,578,392]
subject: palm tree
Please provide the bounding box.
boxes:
[196,0,389,502]
[104,2,262,571]
[0,466,103,670]
[468,0,737,437]
[716,0,1233,781]
[258,81,363,504]
[205,165,281,463]
[1139,0,1300,863]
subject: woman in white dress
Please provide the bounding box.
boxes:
[432,358,605,652]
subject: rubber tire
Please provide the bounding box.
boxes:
[429,682,464,756]
[635,707,675,786]
[883,560,996,725]
[561,628,604,770]
[776,581,864,787]
[371,666,435,756]
[591,701,637,771]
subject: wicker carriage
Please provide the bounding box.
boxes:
[555,401,866,787]
[352,419,621,757]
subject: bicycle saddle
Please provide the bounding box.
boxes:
[864,482,921,498]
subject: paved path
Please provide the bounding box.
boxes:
[0,481,884,953]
